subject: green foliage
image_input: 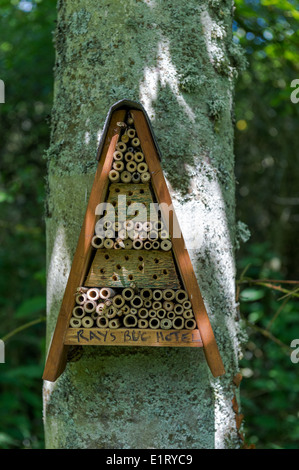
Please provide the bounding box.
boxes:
[0,0,55,449]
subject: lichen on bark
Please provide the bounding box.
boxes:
[43,0,246,449]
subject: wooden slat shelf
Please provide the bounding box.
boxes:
[65,328,203,347]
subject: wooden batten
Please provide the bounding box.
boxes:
[42,100,225,383]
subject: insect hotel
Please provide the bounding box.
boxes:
[43,100,225,382]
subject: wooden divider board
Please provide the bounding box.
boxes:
[85,249,181,288]
[43,102,225,382]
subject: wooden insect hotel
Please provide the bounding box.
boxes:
[43,100,225,382]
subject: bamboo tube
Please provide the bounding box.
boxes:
[116,121,127,128]
[122,287,135,301]
[83,300,97,313]
[127,146,134,153]
[118,228,127,240]
[127,116,134,125]
[113,160,125,172]
[127,128,136,138]
[160,239,172,251]
[106,306,117,319]
[149,317,160,329]
[121,304,130,315]
[72,306,85,319]
[99,287,115,299]
[104,299,112,307]
[91,235,104,249]
[159,229,169,240]
[131,172,141,183]
[174,304,184,315]
[76,286,88,293]
[134,152,144,163]
[148,230,159,240]
[131,295,143,308]
[116,142,127,152]
[126,161,137,173]
[96,303,105,315]
[183,310,194,319]
[151,241,160,250]
[70,318,82,328]
[105,228,114,239]
[87,288,101,301]
[128,230,139,241]
[185,318,197,330]
[143,300,152,309]
[75,293,87,305]
[141,172,151,183]
[120,171,132,183]
[131,137,140,147]
[140,288,153,300]
[183,300,192,310]
[143,240,152,250]
[152,301,162,310]
[103,238,114,249]
[156,308,166,319]
[139,231,148,241]
[172,316,184,330]
[167,311,175,320]
[91,311,99,320]
[113,150,123,161]
[109,318,121,329]
[123,314,137,328]
[148,309,156,318]
[124,220,134,231]
[124,239,133,249]
[137,162,148,173]
[163,300,174,312]
[143,221,152,232]
[82,317,94,328]
[162,289,175,301]
[138,319,149,329]
[96,316,109,328]
[152,289,163,301]
[134,221,143,232]
[175,289,189,303]
[121,133,130,144]
[132,239,143,250]
[112,221,121,232]
[112,295,125,309]
[108,169,120,182]
[153,220,163,231]
[160,318,172,330]
[115,239,125,249]
[114,240,123,250]
[130,308,138,315]
[138,308,149,319]
[124,151,134,162]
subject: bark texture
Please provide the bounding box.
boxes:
[43,0,246,449]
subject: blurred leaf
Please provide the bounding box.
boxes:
[15,296,46,318]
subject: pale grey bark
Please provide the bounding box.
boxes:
[43,0,246,449]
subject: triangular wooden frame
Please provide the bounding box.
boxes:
[43,100,225,382]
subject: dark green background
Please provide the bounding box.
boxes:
[0,0,298,449]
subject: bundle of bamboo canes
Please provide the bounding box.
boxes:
[69,287,197,330]
[91,219,172,251]
[109,115,151,184]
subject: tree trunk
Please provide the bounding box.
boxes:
[43,0,245,449]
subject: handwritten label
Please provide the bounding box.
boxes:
[65,328,202,347]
